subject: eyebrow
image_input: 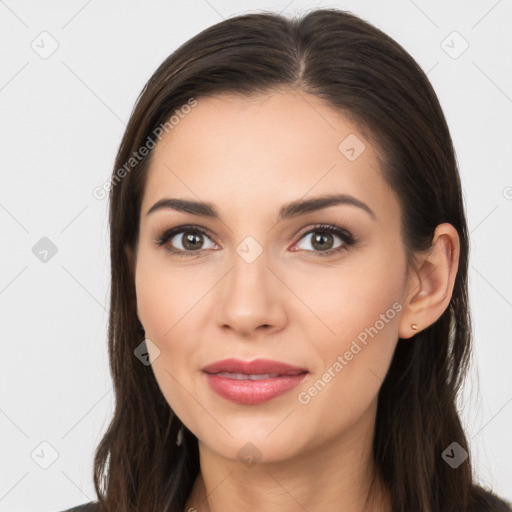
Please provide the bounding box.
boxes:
[146,193,376,221]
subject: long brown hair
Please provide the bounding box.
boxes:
[93,8,510,512]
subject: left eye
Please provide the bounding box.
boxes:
[293,226,352,255]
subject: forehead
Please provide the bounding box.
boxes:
[141,91,399,225]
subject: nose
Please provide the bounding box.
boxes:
[215,249,287,338]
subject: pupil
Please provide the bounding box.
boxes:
[183,232,202,250]
[313,232,333,251]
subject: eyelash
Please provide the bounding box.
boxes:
[154,223,357,258]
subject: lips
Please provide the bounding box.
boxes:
[202,358,308,376]
[202,358,308,405]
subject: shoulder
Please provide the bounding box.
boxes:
[470,486,512,512]
[54,502,98,512]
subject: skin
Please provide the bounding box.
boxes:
[133,90,460,512]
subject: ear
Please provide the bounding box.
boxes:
[398,223,460,339]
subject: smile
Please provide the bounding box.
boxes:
[202,358,309,405]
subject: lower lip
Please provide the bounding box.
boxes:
[203,372,308,405]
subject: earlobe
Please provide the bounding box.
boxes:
[398,223,460,339]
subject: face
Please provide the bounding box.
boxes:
[134,90,410,464]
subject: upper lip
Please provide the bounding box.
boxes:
[202,358,308,376]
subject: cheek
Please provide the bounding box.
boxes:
[288,248,405,346]
[135,251,211,418]
[135,249,211,339]
[294,311,400,446]
[291,247,405,426]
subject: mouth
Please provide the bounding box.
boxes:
[202,358,309,405]
[213,372,290,380]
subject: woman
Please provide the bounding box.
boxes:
[60,8,510,512]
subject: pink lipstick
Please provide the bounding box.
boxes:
[202,358,308,405]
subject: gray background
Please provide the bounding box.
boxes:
[1,0,511,510]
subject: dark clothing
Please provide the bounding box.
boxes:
[56,503,97,512]
[56,492,511,511]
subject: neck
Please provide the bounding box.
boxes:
[184,408,391,512]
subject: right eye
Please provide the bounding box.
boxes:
[155,225,218,257]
